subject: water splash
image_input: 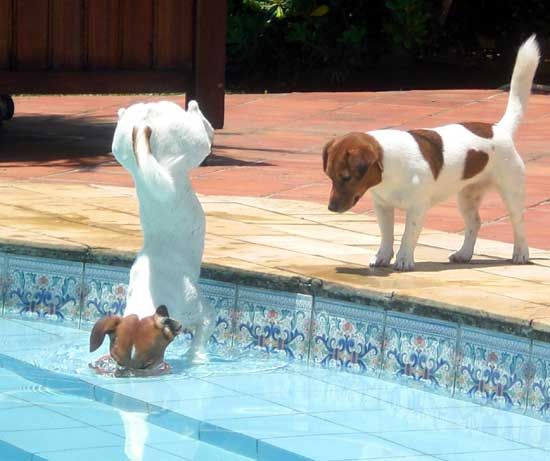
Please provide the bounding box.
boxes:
[30,332,290,381]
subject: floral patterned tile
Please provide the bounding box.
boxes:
[455,326,531,412]
[199,278,236,349]
[5,255,83,325]
[526,341,550,421]
[81,264,129,330]
[382,313,458,393]
[234,286,313,361]
[0,252,8,316]
[310,298,385,376]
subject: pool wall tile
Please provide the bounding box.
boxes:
[0,439,39,461]
[93,386,149,413]
[381,312,458,394]
[199,278,236,349]
[234,286,313,360]
[309,297,385,376]
[0,252,8,317]
[454,326,531,412]
[81,263,129,329]
[199,421,257,459]
[526,341,550,421]
[0,353,95,400]
[258,440,316,461]
[147,404,200,438]
[4,250,550,423]
[5,255,83,326]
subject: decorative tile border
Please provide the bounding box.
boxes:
[5,255,83,324]
[382,312,458,393]
[310,297,384,375]
[199,278,236,348]
[0,252,8,317]
[81,264,129,329]
[234,286,313,360]
[455,326,531,412]
[527,341,550,420]
[2,252,550,422]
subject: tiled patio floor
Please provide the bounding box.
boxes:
[0,180,548,335]
[1,90,549,249]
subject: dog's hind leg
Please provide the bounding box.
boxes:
[449,184,487,263]
[495,158,529,264]
[370,201,395,267]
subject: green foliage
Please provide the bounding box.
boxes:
[226,0,550,90]
[227,0,374,87]
[383,0,433,51]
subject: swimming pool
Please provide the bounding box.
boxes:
[0,251,550,460]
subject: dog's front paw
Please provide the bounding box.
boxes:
[448,249,473,264]
[512,246,530,264]
[394,253,415,272]
[370,249,394,267]
[183,348,209,365]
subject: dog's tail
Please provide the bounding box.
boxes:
[132,123,177,201]
[497,35,540,136]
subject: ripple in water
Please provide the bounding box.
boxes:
[33,335,290,381]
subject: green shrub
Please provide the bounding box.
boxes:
[226,0,550,90]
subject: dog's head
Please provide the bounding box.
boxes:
[89,305,182,370]
[323,132,384,213]
[111,100,213,175]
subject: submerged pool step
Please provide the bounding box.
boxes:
[0,366,254,461]
[0,353,311,461]
[2,319,550,461]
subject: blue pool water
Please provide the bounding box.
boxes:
[1,318,550,461]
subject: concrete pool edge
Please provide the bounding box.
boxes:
[0,238,547,343]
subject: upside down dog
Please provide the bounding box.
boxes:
[323,36,540,271]
[91,100,216,371]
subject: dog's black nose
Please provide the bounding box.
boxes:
[328,203,338,212]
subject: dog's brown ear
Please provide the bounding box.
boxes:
[347,134,383,179]
[131,125,153,165]
[155,305,169,318]
[322,139,334,172]
[347,138,383,190]
[90,316,122,352]
[346,149,369,178]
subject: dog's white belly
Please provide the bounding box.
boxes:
[125,253,203,322]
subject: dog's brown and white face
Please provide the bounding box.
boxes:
[323,132,384,213]
[89,305,182,370]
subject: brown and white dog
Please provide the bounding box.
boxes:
[89,305,182,371]
[323,36,540,271]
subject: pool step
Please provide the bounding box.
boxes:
[0,366,253,461]
[0,353,310,461]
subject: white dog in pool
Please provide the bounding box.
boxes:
[111,100,215,364]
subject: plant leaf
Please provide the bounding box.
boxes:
[311,5,329,17]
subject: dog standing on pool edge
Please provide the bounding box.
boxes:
[105,100,216,366]
[323,35,540,271]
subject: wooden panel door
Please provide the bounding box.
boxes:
[154,0,193,70]
[51,0,84,70]
[15,0,49,70]
[120,0,153,69]
[0,0,11,69]
[86,0,120,69]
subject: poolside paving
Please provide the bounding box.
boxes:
[0,180,548,335]
[0,90,549,332]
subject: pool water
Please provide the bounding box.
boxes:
[1,318,550,461]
